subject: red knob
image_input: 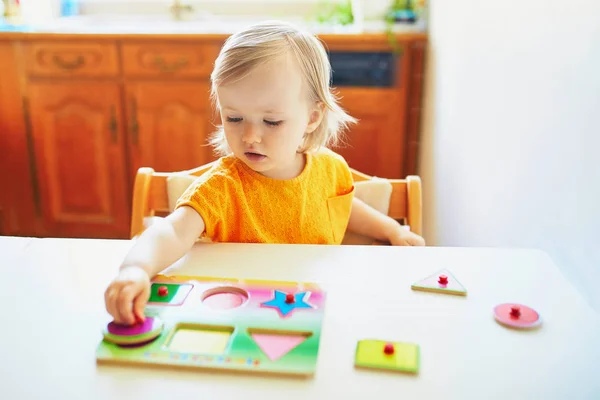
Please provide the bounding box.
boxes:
[383,343,395,355]
[510,306,521,318]
[158,286,168,297]
[438,275,448,285]
[285,293,295,304]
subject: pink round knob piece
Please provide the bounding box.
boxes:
[158,286,168,297]
[510,306,521,318]
[438,275,449,285]
[383,343,395,355]
[285,293,295,304]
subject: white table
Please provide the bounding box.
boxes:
[1,237,599,399]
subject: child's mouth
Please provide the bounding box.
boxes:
[244,152,266,162]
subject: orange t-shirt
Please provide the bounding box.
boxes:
[175,148,355,244]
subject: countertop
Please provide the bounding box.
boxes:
[0,14,428,41]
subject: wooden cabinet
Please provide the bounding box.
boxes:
[0,42,42,236]
[122,42,220,179]
[0,32,427,239]
[21,41,119,77]
[121,42,220,77]
[335,88,406,178]
[125,82,216,180]
[26,82,130,238]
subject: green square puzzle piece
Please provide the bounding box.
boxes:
[354,339,420,373]
[148,283,193,305]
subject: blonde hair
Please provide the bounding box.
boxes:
[209,20,356,156]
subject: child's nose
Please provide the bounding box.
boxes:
[242,123,262,144]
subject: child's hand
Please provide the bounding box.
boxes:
[104,266,150,326]
[387,225,426,246]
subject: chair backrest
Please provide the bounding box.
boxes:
[130,161,422,240]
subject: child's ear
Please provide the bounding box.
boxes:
[305,102,325,134]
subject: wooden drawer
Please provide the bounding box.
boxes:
[121,43,221,77]
[22,42,119,77]
[337,87,400,115]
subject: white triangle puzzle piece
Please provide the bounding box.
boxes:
[411,269,467,296]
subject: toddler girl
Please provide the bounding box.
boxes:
[105,20,425,325]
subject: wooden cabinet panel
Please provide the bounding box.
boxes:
[126,81,216,177]
[0,208,5,236]
[121,43,221,78]
[27,82,129,238]
[404,41,426,176]
[0,43,44,236]
[333,88,406,178]
[22,42,119,77]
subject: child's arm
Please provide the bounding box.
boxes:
[346,197,425,246]
[120,206,205,277]
[104,206,205,325]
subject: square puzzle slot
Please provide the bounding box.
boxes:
[167,325,233,355]
[148,283,193,305]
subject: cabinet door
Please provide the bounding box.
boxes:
[126,82,216,178]
[27,82,130,238]
[0,43,43,236]
[334,88,406,179]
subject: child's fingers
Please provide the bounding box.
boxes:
[117,285,137,325]
[133,283,150,323]
[104,284,122,323]
[410,235,426,246]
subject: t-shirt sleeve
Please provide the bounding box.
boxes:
[175,172,228,240]
[323,147,355,196]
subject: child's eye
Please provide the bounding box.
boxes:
[226,117,243,123]
[264,120,283,127]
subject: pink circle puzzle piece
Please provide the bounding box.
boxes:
[494,303,542,329]
[107,317,159,336]
[103,317,164,345]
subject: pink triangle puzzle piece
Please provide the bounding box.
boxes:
[251,333,308,361]
[411,269,467,296]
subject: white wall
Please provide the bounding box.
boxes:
[420,0,600,311]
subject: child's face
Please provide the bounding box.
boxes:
[217,54,322,179]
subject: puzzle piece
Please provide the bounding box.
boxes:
[261,290,314,317]
[494,303,542,329]
[251,333,309,361]
[103,317,164,346]
[411,269,467,296]
[354,339,420,373]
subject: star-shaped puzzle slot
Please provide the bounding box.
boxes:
[261,290,314,317]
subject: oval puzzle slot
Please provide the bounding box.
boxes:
[201,286,249,310]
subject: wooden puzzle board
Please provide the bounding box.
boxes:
[96,275,326,376]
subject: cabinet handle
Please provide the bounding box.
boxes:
[130,97,139,145]
[109,105,118,143]
[52,54,85,70]
[152,56,188,73]
[22,97,42,218]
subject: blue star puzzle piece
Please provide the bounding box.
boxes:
[261,290,314,317]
